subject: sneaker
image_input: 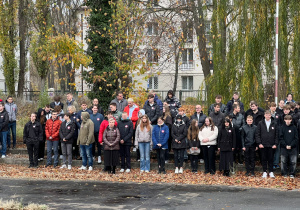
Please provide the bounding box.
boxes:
[283,175,288,178]
[39,158,44,161]
[68,165,72,170]
[290,175,295,179]
[165,160,169,164]
[140,170,144,173]
[262,172,267,178]
[145,170,149,173]
[88,166,93,171]
[125,169,131,173]
[52,155,54,159]
[179,168,183,174]
[98,156,101,164]
[269,172,275,178]
[137,159,140,162]
[120,168,125,173]
[200,159,204,163]
[175,168,179,174]
[59,155,63,160]
[79,166,87,170]
[1,155,5,158]
[60,164,67,169]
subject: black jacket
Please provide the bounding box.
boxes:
[0,110,9,132]
[59,120,76,144]
[245,109,264,126]
[241,124,257,148]
[230,112,245,129]
[50,101,64,110]
[226,98,244,114]
[218,127,236,152]
[255,120,278,147]
[117,118,133,146]
[171,121,187,149]
[23,121,43,144]
[209,111,225,131]
[190,112,206,128]
[208,103,227,115]
[279,123,298,148]
[143,101,160,125]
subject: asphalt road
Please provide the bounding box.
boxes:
[0,178,299,209]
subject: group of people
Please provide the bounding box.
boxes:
[3,90,300,179]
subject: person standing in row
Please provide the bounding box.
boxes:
[208,95,227,115]
[187,120,201,173]
[90,105,104,164]
[143,94,160,125]
[5,96,17,149]
[163,105,172,163]
[89,98,104,115]
[23,113,43,168]
[209,103,225,131]
[164,90,181,119]
[59,113,75,170]
[110,91,128,112]
[109,103,122,123]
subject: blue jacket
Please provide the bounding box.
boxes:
[90,113,104,133]
[76,109,93,128]
[144,95,163,112]
[152,123,169,150]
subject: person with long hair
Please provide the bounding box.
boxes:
[135,114,152,173]
[187,120,200,173]
[218,118,236,176]
[199,117,218,174]
[163,105,172,163]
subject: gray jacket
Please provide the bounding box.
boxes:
[110,98,128,112]
[134,124,153,147]
[5,102,17,122]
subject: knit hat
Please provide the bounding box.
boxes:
[139,109,145,116]
[176,115,183,120]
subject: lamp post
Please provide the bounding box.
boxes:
[275,0,279,105]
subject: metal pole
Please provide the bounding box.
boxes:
[81,13,84,94]
[275,0,279,105]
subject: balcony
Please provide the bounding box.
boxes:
[180,61,194,70]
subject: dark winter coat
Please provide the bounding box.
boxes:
[117,118,133,146]
[152,123,169,150]
[226,98,244,114]
[271,111,281,127]
[177,114,190,128]
[90,113,104,133]
[255,120,278,147]
[0,109,9,132]
[103,126,120,150]
[143,101,160,125]
[209,111,225,131]
[50,101,64,110]
[279,123,298,149]
[230,112,245,129]
[164,96,181,118]
[144,94,163,114]
[23,121,43,144]
[190,112,206,128]
[241,124,257,148]
[245,109,264,126]
[59,120,76,144]
[276,107,284,116]
[218,127,236,152]
[208,103,227,115]
[171,121,187,149]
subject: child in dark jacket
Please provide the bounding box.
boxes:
[187,119,200,173]
[218,118,236,176]
[256,110,278,178]
[59,113,75,170]
[152,116,169,174]
[280,115,298,178]
[241,115,257,176]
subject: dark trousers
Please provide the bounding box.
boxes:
[244,146,256,173]
[156,148,166,171]
[27,142,39,167]
[38,140,45,159]
[281,147,297,176]
[92,133,101,157]
[72,138,79,157]
[201,145,216,174]
[120,144,131,169]
[260,147,274,172]
[190,155,199,171]
[174,148,185,168]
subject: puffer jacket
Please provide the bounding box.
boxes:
[124,104,140,129]
[152,123,169,150]
[98,117,118,143]
[5,102,17,122]
[199,126,218,146]
[135,124,153,147]
[190,112,206,128]
[45,118,62,141]
[218,127,236,151]
[255,120,278,147]
[103,125,120,150]
[171,121,187,149]
[0,109,9,132]
[241,124,257,148]
[143,101,160,125]
[77,112,95,145]
[59,120,76,144]
[23,120,43,144]
[164,96,181,118]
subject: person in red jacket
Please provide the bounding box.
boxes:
[45,109,62,168]
[98,111,118,144]
[124,98,139,148]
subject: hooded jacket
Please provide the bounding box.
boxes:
[143,101,160,125]
[0,109,9,132]
[171,120,187,149]
[255,119,278,147]
[23,120,43,144]
[76,109,93,127]
[190,112,207,128]
[45,117,62,141]
[59,120,76,144]
[5,102,17,122]
[98,117,118,143]
[103,125,120,150]
[279,123,298,148]
[117,118,133,146]
[199,126,218,146]
[152,123,169,150]
[77,112,95,145]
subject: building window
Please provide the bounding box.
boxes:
[181,21,193,43]
[147,49,158,63]
[180,48,194,70]
[205,22,212,45]
[148,77,158,89]
[147,22,158,36]
[182,76,193,90]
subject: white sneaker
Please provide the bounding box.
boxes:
[125,169,131,173]
[120,168,125,173]
[79,166,87,170]
[98,156,101,164]
[200,159,204,163]
[88,166,93,171]
[145,170,149,173]
[262,172,267,178]
[179,168,183,174]
[175,168,179,174]
[269,172,275,178]
[165,160,169,164]
[68,165,72,170]
[140,170,144,173]
[1,155,5,158]
[60,164,67,169]
[52,155,54,159]
[59,155,63,160]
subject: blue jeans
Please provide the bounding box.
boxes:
[47,140,59,165]
[80,144,93,167]
[1,131,8,155]
[139,142,150,171]
[7,121,16,148]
